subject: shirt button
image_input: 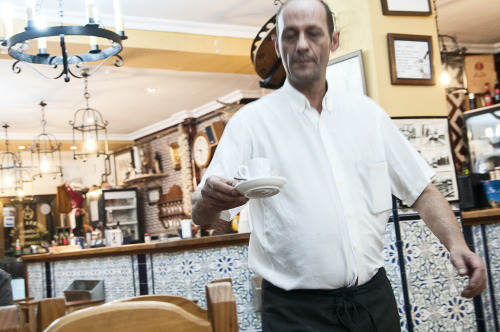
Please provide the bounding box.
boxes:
[354,244,359,250]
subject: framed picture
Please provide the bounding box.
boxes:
[388,33,435,86]
[326,49,367,95]
[147,187,162,205]
[169,142,181,170]
[381,0,431,16]
[392,117,459,202]
[113,149,134,187]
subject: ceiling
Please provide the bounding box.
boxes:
[0,0,499,152]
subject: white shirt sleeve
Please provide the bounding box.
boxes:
[381,112,435,206]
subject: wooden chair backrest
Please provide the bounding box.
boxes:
[36,298,66,332]
[205,281,238,332]
[0,305,18,332]
[44,301,212,332]
[114,294,208,320]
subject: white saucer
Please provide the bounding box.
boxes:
[234,176,287,199]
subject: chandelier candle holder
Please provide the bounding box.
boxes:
[70,72,109,161]
[0,0,127,82]
[0,124,25,196]
[30,101,63,179]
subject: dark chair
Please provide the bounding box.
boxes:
[0,269,13,307]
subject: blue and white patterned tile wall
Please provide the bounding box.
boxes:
[27,262,46,300]
[151,246,260,331]
[473,223,500,331]
[51,256,137,302]
[383,222,408,332]
[401,218,476,331]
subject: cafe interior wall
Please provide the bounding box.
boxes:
[134,110,235,237]
[328,0,448,117]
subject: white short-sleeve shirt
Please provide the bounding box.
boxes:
[199,79,434,290]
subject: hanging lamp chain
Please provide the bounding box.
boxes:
[39,101,47,133]
[2,124,10,153]
[58,0,65,26]
[84,74,91,109]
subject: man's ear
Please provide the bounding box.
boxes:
[272,33,281,59]
[330,31,340,52]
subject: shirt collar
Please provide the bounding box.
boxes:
[282,78,332,114]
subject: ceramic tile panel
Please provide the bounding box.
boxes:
[383,221,408,332]
[151,245,261,332]
[472,225,497,332]
[51,256,136,302]
[400,218,477,331]
[26,262,45,300]
[484,223,500,329]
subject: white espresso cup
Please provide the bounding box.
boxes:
[237,158,272,180]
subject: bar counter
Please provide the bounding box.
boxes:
[21,233,260,331]
[21,233,251,262]
[461,207,500,225]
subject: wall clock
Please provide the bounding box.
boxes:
[193,132,214,168]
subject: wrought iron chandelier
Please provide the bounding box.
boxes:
[0,124,24,196]
[30,101,63,179]
[70,72,109,161]
[0,0,127,82]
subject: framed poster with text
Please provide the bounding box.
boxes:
[388,33,435,86]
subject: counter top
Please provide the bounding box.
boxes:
[21,233,250,263]
[461,208,500,226]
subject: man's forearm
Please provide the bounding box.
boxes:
[412,183,468,252]
[191,189,221,225]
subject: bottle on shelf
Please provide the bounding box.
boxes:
[69,229,76,246]
[484,82,493,106]
[62,232,68,245]
[494,79,500,105]
[14,239,22,257]
[469,93,476,110]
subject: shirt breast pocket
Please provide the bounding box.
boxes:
[360,161,392,214]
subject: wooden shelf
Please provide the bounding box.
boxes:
[461,208,500,226]
[123,173,168,185]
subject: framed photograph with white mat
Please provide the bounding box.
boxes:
[113,148,134,187]
[392,116,458,201]
[381,0,431,16]
[326,49,367,95]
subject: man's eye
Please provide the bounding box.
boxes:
[283,32,296,39]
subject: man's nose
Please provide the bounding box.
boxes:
[296,32,309,51]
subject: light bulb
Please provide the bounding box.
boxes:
[4,175,13,186]
[441,72,451,86]
[87,117,95,124]
[17,189,24,197]
[86,138,96,151]
[41,155,50,172]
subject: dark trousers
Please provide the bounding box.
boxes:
[262,268,401,332]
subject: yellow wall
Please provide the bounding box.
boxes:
[327,0,447,117]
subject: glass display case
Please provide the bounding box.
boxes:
[463,104,500,174]
[103,189,141,242]
[86,188,142,243]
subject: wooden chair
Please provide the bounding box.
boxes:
[0,305,19,332]
[18,297,105,332]
[44,280,238,332]
[114,295,208,320]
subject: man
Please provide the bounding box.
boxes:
[191,0,487,330]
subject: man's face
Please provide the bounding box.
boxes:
[274,0,337,87]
